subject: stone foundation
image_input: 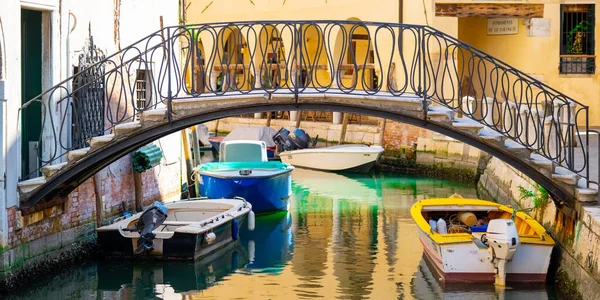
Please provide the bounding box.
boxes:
[478,157,600,300]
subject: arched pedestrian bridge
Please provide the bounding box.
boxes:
[17,20,598,213]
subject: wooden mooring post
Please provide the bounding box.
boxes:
[133,171,143,212]
[181,128,196,198]
[338,113,349,145]
[93,172,103,227]
[266,111,272,127]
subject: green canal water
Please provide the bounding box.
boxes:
[9,168,558,299]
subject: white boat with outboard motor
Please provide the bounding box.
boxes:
[273,128,384,173]
[97,198,255,260]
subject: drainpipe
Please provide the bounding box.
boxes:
[65,12,76,157]
[399,0,403,23]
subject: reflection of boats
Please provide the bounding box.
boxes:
[239,211,293,273]
[412,255,551,299]
[97,241,248,294]
[291,168,382,201]
[97,199,253,259]
[274,128,384,173]
[198,141,294,214]
[209,126,278,158]
[410,195,555,285]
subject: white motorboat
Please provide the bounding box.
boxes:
[278,144,384,173]
[97,198,254,260]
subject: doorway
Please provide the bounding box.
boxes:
[21,9,43,178]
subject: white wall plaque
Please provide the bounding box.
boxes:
[487,18,519,35]
[527,18,551,37]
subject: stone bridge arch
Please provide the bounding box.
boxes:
[18,94,578,213]
[16,20,596,213]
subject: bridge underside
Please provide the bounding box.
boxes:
[18,91,579,213]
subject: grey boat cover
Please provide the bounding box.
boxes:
[223,126,278,147]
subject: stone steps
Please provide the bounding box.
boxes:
[17,176,46,194]
[445,110,598,203]
[40,162,68,178]
[427,106,456,122]
[67,147,90,162]
[452,117,484,136]
[114,121,142,137]
[16,98,598,205]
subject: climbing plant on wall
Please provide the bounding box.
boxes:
[567,20,589,54]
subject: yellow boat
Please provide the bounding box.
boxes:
[410,195,555,286]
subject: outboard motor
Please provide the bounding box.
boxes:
[125,201,168,254]
[273,128,301,151]
[293,129,311,149]
[484,219,520,286]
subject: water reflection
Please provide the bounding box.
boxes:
[412,255,554,300]
[239,211,294,273]
[96,241,247,298]
[7,169,559,299]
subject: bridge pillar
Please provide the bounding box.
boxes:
[210,70,218,91]
[333,112,343,124]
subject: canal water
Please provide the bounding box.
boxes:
[10,168,559,299]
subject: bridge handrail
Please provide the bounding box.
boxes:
[16,20,593,189]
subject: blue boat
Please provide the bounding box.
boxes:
[198,141,294,214]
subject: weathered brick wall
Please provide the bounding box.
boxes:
[2,147,182,276]
[382,121,432,151]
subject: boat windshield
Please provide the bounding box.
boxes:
[200,161,291,171]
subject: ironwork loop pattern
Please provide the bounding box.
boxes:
[19,20,594,188]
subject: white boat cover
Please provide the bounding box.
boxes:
[196,124,211,146]
[223,126,278,147]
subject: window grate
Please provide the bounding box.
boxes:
[560,4,596,74]
[135,70,150,109]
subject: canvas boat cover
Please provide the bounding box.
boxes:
[223,126,278,147]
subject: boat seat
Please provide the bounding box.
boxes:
[162,221,194,226]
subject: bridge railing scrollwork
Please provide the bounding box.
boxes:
[18,21,595,189]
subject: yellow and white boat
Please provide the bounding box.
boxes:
[410,195,555,285]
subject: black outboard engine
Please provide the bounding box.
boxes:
[273,128,302,151]
[125,201,168,254]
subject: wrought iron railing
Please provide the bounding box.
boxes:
[18,20,596,189]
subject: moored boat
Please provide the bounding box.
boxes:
[197,140,294,214]
[410,195,555,285]
[278,144,384,173]
[97,198,254,260]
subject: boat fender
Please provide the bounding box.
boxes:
[248,211,256,231]
[232,219,239,240]
[206,232,217,244]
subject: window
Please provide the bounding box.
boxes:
[345,41,357,76]
[135,69,151,109]
[560,4,595,74]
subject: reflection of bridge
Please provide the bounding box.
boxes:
[18,20,598,211]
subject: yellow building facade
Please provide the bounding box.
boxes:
[185,0,600,126]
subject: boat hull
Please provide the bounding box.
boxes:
[279,145,383,173]
[418,229,552,284]
[200,171,292,214]
[98,215,246,260]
